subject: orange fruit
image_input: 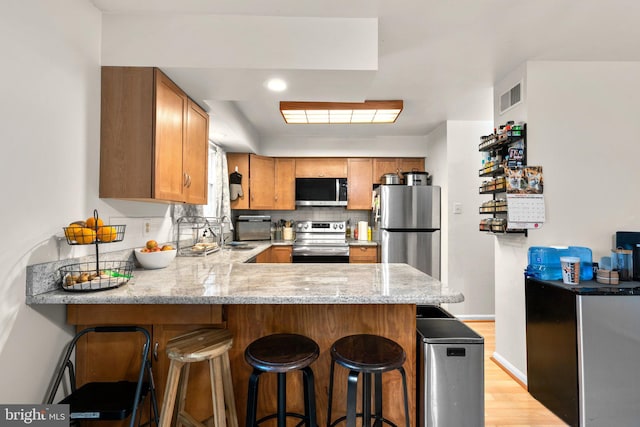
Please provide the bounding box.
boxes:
[85,216,104,230]
[75,228,96,244]
[65,223,82,240]
[146,240,158,250]
[97,226,117,242]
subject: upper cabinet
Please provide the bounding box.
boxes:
[226,153,295,210]
[274,158,296,210]
[372,158,425,184]
[295,158,347,178]
[99,67,209,204]
[347,158,373,210]
[248,154,275,210]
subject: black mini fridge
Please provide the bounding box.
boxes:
[417,318,484,427]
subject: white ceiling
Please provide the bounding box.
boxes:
[91,0,640,152]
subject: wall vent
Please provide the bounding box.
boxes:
[499,81,522,114]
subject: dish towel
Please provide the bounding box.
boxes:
[229,171,243,201]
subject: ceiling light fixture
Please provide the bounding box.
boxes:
[280,100,403,124]
[266,78,287,92]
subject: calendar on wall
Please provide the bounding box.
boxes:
[507,194,545,229]
[505,166,545,230]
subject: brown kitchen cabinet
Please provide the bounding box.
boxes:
[349,245,378,263]
[295,158,347,178]
[372,157,425,184]
[67,305,224,427]
[100,67,209,204]
[248,154,275,210]
[274,158,296,210]
[271,245,292,263]
[347,158,373,210]
[255,246,292,263]
[226,154,295,210]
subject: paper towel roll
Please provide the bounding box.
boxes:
[358,221,368,241]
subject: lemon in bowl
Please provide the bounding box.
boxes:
[134,246,177,269]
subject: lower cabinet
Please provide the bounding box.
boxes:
[67,305,224,427]
[349,245,378,263]
[256,246,292,263]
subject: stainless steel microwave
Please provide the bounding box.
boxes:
[295,178,348,206]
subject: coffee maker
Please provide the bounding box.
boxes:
[615,232,640,280]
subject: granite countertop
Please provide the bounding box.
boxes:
[27,242,462,306]
[527,276,640,295]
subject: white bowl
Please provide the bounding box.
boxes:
[134,248,177,269]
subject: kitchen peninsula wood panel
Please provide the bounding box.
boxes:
[225,304,416,427]
[295,158,347,177]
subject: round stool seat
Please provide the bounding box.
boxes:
[331,334,406,373]
[245,333,319,373]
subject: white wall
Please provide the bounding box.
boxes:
[260,135,429,157]
[427,121,496,318]
[493,61,640,383]
[0,0,174,402]
[445,121,495,317]
[426,124,448,282]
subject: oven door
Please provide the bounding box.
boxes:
[292,254,350,263]
[292,245,350,263]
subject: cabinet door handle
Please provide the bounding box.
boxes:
[153,341,159,361]
[183,172,189,187]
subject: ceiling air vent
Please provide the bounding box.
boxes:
[499,81,522,114]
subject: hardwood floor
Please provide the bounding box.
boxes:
[464,321,568,427]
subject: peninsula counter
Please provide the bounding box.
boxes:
[26,247,463,427]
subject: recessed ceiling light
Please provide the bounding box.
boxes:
[266,78,287,92]
[280,100,403,124]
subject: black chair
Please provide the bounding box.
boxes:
[47,326,159,427]
[327,334,410,427]
[244,333,319,427]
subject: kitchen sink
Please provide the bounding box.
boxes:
[224,242,255,250]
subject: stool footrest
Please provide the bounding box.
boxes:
[328,414,399,427]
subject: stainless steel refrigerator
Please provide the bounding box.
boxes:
[373,185,441,279]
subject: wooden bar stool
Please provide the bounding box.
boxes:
[159,328,238,427]
[244,333,319,427]
[326,334,410,427]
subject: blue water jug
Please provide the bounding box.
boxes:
[526,246,593,281]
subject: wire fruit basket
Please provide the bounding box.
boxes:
[60,261,133,292]
[59,209,131,292]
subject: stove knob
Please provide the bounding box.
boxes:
[297,223,302,229]
[333,224,338,229]
[304,224,309,230]
[338,223,344,229]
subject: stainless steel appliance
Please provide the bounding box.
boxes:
[292,220,349,263]
[373,185,441,279]
[417,318,484,427]
[295,178,348,207]
[236,215,271,241]
[526,277,640,426]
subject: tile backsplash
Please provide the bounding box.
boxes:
[232,207,370,226]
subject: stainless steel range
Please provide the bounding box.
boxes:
[292,220,349,263]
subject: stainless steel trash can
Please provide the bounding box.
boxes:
[417,318,484,427]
